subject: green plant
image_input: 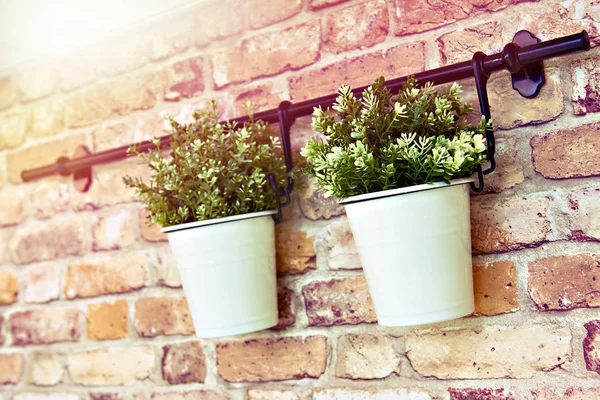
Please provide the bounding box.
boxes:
[124,101,289,227]
[301,77,490,200]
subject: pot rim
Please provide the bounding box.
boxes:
[339,177,475,205]
[161,209,277,233]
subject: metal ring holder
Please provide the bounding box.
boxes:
[269,101,296,222]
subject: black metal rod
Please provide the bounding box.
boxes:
[21,30,590,182]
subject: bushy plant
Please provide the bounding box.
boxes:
[124,101,288,227]
[301,77,491,200]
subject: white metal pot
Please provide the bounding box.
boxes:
[340,178,474,326]
[163,210,278,338]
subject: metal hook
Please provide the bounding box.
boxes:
[469,165,485,193]
[270,101,296,222]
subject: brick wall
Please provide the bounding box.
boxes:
[0,0,599,399]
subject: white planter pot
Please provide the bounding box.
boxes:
[340,178,475,326]
[163,210,278,338]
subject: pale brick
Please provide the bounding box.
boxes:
[150,392,228,400]
[59,52,98,91]
[12,394,79,400]
[336,334,401,379]
[6,133,86,183]
[529,254,600,311]
[534,387,600,400]
[0,77,17,109]
[0,111,28,150]
[477,136,524,194]
[248,390,299,400]
[65,253,147,299]
[470,196,550,254]
[195,0,245,46]
[217,336,327,382]
[87,300,129,340]
[449,388,514,400]
[324,0,388,54]
[92,209,136,251]
[67,346,155,385]
[139,209,168,242]
[212,21,320,88]
[0,187,25,227]
[297,177,344,220]
[569,188,600,241]
[303,276,377,326]
[313,388,432,400]
[134,296,194,337]
[102,72,163,116]
[572,56,599,115]
[164,56,205,100]
[438,22,504,65]
[309,0,350,9]
[10,309,80,345]
[0,316,4,344]
[0,270,17,305]
[473,261,519,316]
[148,14,193,61]
[30,181,70,219]
[0,353,23,384]
[235,83,284,117]
[271,286,296,330]
[27,352,63,386]
[276,229,316,275]
[92,121,132,152]
[248,0,301,29]
[64,87,112,128]
[23,262,61,303]
[326,219,361,270]
[406,325,571,379]
[162,341,206,384]
[95,36,149,77]
[153,248,182,288]
[531,122,600,179]
[290,43,425,101]
[584,320,600,374]
[18,66,57,101]
[28,97,65,138]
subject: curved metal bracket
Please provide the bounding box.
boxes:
[270,101,296,222]
[510,30,545,98]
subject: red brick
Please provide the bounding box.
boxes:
[9,218,86,265]
[17,65,57,101]
[529,254,600,311]
[533,387,600,400]
[216,336,327,382]
[473,261,519,316]
[572,55,600,115]
[470,196,550,254]
[65,253,147,299]
[248,0,301,29]
[195,0,246,46]
[6,133,87,183]
[584,320,600,374]
[476,136,524,194]
[30,181,70,219]
[162,341,206,384]
[87,300,129,340]
[164,56,205,100]
[28,97,65,138]
[23,263,61,303]
[437,22,504,65]
[449,388,514,400]
[212,21,320,88]
[276,229,316,275]
[0,186,26,226]
[0,353,23,384]
[134,296,194,337]
[271,286,296,330]
[569,188,600,241]
[309,0,350,9]
[324,0,388,54]
[303,276,377,326]
[10,308,80,345]
[92,209,136,251]
[0,77,17,109]
[289,43,425,101]
[234,83,285,117]
[0,270,18,305]
[531,122,600,179]
[0,110,28,150]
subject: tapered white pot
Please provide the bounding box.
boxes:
[340,178,474,326]
[163,210,278,338]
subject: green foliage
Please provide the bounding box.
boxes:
[123,101,289,227]
[301,77,491,200]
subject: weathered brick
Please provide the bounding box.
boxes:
[153,248,182,288]
[13,394,79,400]
[212,21,320,88]
[150,392,228,400]
[0,316,4,344]
[67,347,155,385]
[195,0,245,46]
[473,261,519,316]
[584,320,600,374]
[92,209,136,251]
[477,136,524,194]
[394,0,526,36]
[18,65,57,101]
[533,387,600,400]
[529,254,600,311]
[0,77,17,109]
[6,133,86,183]
[309,0,350,8]
[0,110,28,150]
[438,22,504,65]
[0,353,23,384]
[10,218,86,265]
[27,352,63,386]
[87,300,129,340]
[10,308,80,345]
[95,36,149,77]
[569,188,600,241]
[449,388,514,400]
[248,390,299,400]
[139,209,168,242]
[571,56,599,115]
[134,296,194,337]
[92,121,132,152]
[235,83,285,117]
[164,56,205,100]
[406,325,571,379]
[162,341,206,384]
[290,42,425,101]
[276,229,316,275]
[324,0,388,54]
[103,72,163,116]
[470,196,550,254]
[313,389,431,400]
[297,177,345,221]
[216,336,327,382]
[30,181,70,219]
[531,122,600,179]
[0,186,26,226]
[336,334,400,379]
[148,14,193,61]
[28,97,65,138]
[65,253,147,299]
[23,262,61,303]
[303,276,377,326]
[271,286,296,330]
[248,0,301,29]
[326,219,361,270]
[64,87,112,128]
